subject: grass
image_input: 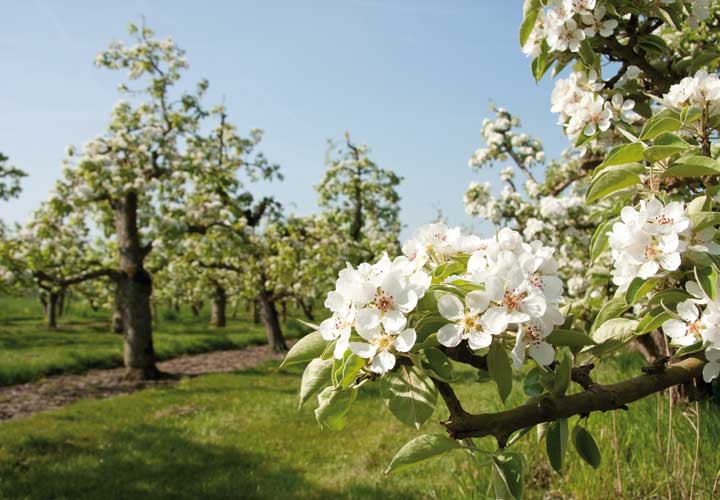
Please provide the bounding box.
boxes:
[0,357,719,498]
[0,295,719,498]
[0,295,306,386]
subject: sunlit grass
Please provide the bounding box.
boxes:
[0,356,718,499]
[0,295,306,385]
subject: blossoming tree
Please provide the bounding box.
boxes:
[283,1,720,496]
[54,23,278,378]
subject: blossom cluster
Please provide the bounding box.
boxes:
[664,69,720,112]
[608,198,720,292]
[319,224,566,375]
[661,280,720,383]
[522,0,617,58]
[550,70,640,142]
[468,108,544,171]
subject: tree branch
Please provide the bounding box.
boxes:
[442,356,704,444]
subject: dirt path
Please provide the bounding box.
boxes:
[0,344,291,421]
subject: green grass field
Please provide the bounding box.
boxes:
[0,295,305,386]
[0,295,718,499]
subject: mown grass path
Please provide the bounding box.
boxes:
[0,343,292,420]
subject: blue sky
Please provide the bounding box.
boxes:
[1,0,568,239]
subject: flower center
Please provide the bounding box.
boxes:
[645,244,658,259]
[526,324,542,344]
[373,334,394,351]
[462,312,480,331]
[688,321,702,336]
[374,290,395,312]
[529,274,543,290]
[503,289,527,310]
[655,215,672,225]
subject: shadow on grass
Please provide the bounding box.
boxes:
[0,423,333,500]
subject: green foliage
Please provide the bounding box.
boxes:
[384,434,462,474]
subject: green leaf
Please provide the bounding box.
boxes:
[637,34,667,55]
[648,288,691,307]
[695,266,718,301]
[590,297,630,334]
[488,342,513,403]
[519,1,541,47]
[636,307,671,335]
[624,277,659,305]
[640,116,681,140]
[339,354,366,388]
[384,434,462,474]
[422,347,455,382]
[643,132,690,163]
[690,212,720,232]
[674,340,706,358]
[532,42,552,82]
[596,142,644,172]
[523,367,544,397]
[492,452,524,500]
[552,350,572,397]
[687,194,711,214]
[586,164,644,203]
[380,365,438,429]
[590,217,617,263]
[299,358,333,407]
[546,329,597,347]
[280,331,327,367]
[314,386,357,431]
[663,155,720,177]
[572,424,601,468]
[640,115,682,140]
[546,418,569,473]
[588,318,639,357]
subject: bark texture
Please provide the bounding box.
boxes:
[258,289,287,352]
[211,285,227,328]
[115,192,159,380]
[442,357,705,445]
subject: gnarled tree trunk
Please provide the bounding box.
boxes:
[211,285,226,328]
[115,192,158,380]
[258,288,287,352]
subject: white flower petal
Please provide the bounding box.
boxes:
[349,342,377,359]
[437,294,464,321]
[437,323,464,347]
[529,341,555,366]
[466,290,490,314]
[370,350,396,373]
[393,328,416,353]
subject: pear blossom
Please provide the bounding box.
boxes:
[661,300,720,347]
[511,319,556,368]
[437,291,493,350]
[581,5,617,37]
[349,328,416,374]
[546,18,585,53]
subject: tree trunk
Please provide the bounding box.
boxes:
[57,288,66,318]
[211,285,227,328]
[258,289,287,352]
[298,299,315,321]
[47,291,59,329]
[280,300,287,323]
[112,284,124,335]
[253,299,261,324]
[191,303,201,318]
[115,192,159,380]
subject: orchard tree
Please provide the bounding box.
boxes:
[318,133,402,262]
[283,2,720,497]
[0,200,108,328]
[0,153,26,202]
[56,23,277,378]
